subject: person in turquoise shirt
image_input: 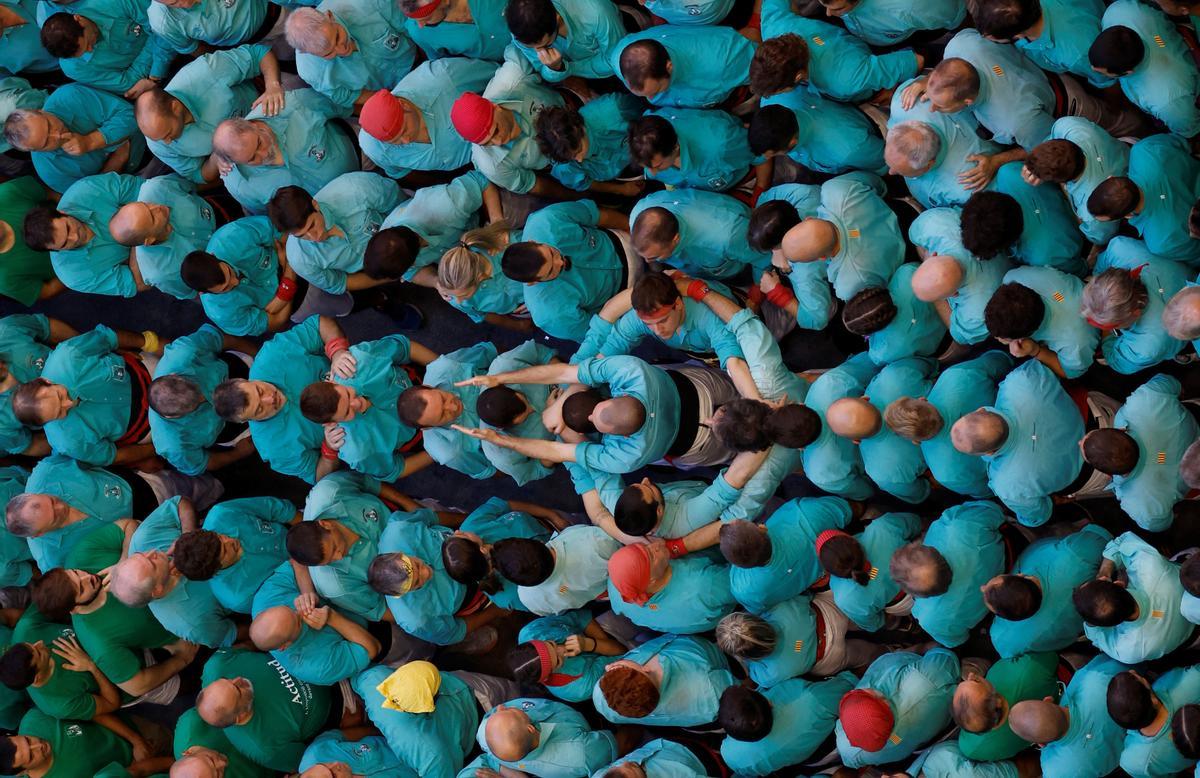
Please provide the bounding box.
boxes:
[986,265,1099,379]
[819,0,964,46]
[593,635,732,727]
[632,107,753,192]
[451,496,552,611]
[954,359,1085,525]
[893,500,1007,648]
[538,93,643,193]
[301,731,412,777]
[592,739,705,778]
[190,217,290,337]
[643,0,732,24]
[835,648,960,767]
[0,466,33,588]
[986,525,1111,658]
[610,26,754,109]
[755,86,886,176]
[976,0,1111,87]
[148,0,268,53]
[909,741,1018,778]
[1117,665,1200,778]
[606,539,735,634]
[399,0,506,61]
[479,697,617,777]
[0,313,63,457]
[216,88,358,215]
[720,673,855,776]
[0,79,46,154]
[0,0,56,74]
[724,495,852,613]
[908,209,1012,346]
[718,595,849,687]
[288,0,415,112]
[753,183,834,330]
[136,44,279,185]
[8,83,145,195]
[984,162,1086,276]
[630,189,768,281]
[506,0,624,82]
[802,353,880,499]
[822,512,922,632]
[502,525,619,615]
[476,340,558,485]
[1095,0,1200,137]
[45,0,175,97]
[114,174,216,300]
[513,609,619,704]
[852,265,947,366]
[358,58,495,179]
[437,233,527,324]
[1098,134,1200,262]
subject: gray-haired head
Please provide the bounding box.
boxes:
[1163,285,1200,341]
[1080,268,1148,330]
[885,120,940,177]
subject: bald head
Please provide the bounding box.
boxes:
[1009,699,1069,745]
[594,396,647,436]
[485,707,537,762]
[135,88,185,142]
[826,397,882,440]
[169,747,228,778]
[212,119,263,164]
[927,58,981,110]
[951,410,1008,455]
[197,678,250,728]
[109,202,166,247]
[631,207,679,259]
[1163,285,1200,341]
[781,218,838,263]
[912,255,965,302]
[249,606,302,651]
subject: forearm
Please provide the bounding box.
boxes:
[291,560,317,596]
[583,622,625,656]
[316,316,348,348]
[90,666,123,710]
[115,328,153,351]
[177,498,198,533]
[482,184,504,223]
[221,333,260,357]
[990,147,1027,166]
[47,317,80,343]
[258,50,282,91]
[20,434,51,458]
[1031,344,1067,379]
[492,362,579,386]
[112,444,156,466]
[726,358,761,400]
[700,289,743,324]
[528,175,585,201]
[678,519,721,552]
[100,148,126,173]
[327,611,381,660]
[315,455,341,481]
[754,158,774,190]
[397,451,434,478]
[200,155,221,184]
[345,272,391,292]
[596,207,628,231]
[118,655,188,697]
[407,340,439,366]
[495,435,578,463]
[378,483,420,512]
[462,605,505,631]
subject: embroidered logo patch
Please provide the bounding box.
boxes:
[794,640,804,652]
[1157,452,1167,465]
[868,566,878,580]
[1052,291,1065,303]
[558,584,569,594]
[1154,34,1166,48]
[812,36,825,46]
[847,228,860,239]
[992,65,1004,77]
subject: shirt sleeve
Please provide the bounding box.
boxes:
[673,474,739,533]
[720,447,797,522]
[149,6,197,54]
[203,43,270,84]
[80,86,138,147]
[599,312,644,358]
[701,308,744,367]
[842,47,919,100]
[570,316,614,363]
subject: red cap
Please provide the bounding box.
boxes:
[451,92,496,144]
[608,543,653,605]
[403,0,443,17]
[360,90,406,142]
[839,689,894,752]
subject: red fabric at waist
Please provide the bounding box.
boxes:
[813,604,828,663]
[455,588,489,617]
[1046,72,1068,117]
[115,352,152,446]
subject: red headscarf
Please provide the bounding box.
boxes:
[360,90,405,142]
[609,544,653,605]
[450,92,496,144]
[839,689,894,752]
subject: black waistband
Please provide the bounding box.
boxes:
[665,369,701,458]
[366,619,395,658]
[250,2,282,42]
[108,467,160,517]
[322,682,346,731]
[604,229,629,290]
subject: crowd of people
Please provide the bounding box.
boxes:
[4,0,1200,775]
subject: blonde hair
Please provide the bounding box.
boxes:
[884,397,943,442]
[437,221,511,294]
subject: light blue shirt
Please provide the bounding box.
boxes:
[1047,117,1129,245]
[993,161,1086,276]
[1040,656,1130,778]
[460,496,548,612]
[203,497,294,614]
[910,741,1019,778]
[300,731,412,778]
[509,0,624,82]
[642,0,731,25]
[149,324,232,476]
[607,553,735,634]
[865,265,947,366]
[818,172,906,301]
[593,739,706,778]
[835,0,964,46]
[1016,0,1112,87]
[377,510,469,645]
[1001,264,1099,379]
[517,610,614,703]
[580,466,740,540]
[31,83,145,194]
[55,0,175,95]
[591,299,744,368]
[1120,664,1200,778]
[471,55,564,193]
[477,698,617,778]
[327,336,418,481]
[197,217,280,336]
[550,93,642,191]
[1095,239,1189,374]
[574,355,681,474]
[422,342,498,479]
[859,358,936,502]
[641,107,752,192]
[830,512,922,632]
[404,0,507,60]
[39,325,131,465]
[24,455,131,571]
[480,340,558,486]
[1126,133,1200,263]
[0,313,50,456]
[443,245,527,323]
[517,525,620,615]
[762,85,886,175]
[630,189,768,280]
[0,0,56,73]
[381,171,487,281]
[759,183,833,329]
[610,26,753,108]
[148,0,267,53]
[802,353,879,499]
[51,173,141,297]
[592,635,732,727]
[302,471,390,620]
[741,595,822,687]
[134,175,216,299]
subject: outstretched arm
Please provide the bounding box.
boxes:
[457,362,580,389]
[453,426,578,463]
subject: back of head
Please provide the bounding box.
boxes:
[818,532,870,585]
[40,12,85,57]
[599,665,660,718]
[972,0,1042,40]
[286,520,331,566]
[1081,268,1149,330]
[299,382,340,424]
[885,121,941,176]
[1184,441,1200,491]
[1173,704,1200,760]
[711,398,771,452]
[172,530,223,581]
[1009,699,1068,744]
[595,396,647,436]
[842,286,897,336]
[563,388,603,434]
[212,379,251,422]
[12,379,50,427]
[501,241,549,283]
[716,612,777,659]
[0,645,36,691]
[628,116,677,168]
[1026,139,1086,184]
[619,39,670,91]
[492,537,554,585]
[766,404,821,448]
[614,484,660,537]
[718,686,774,741]
[364,227,420,281]
[181,251,226,293]
[477,386,526,429]
[630,272,681,316]
[506,642,545,685]
[284,7,332,52]
[366,553,413,595]
[1107,671,1156,729]
[631,208,679,254]
[1089,26,1145,75]
[961,192,1024,259]
[1163,286,1200,341]
[748,105,799,156]
[1081,428,1140,476]
[983,575,1042,620]
[31,569,75,621]
[748,200,800,252]
[889,543,952,597]
[149,374,205,419]
[441,535,489,584]
[884,397,943,443]
[1088,176,1140,220]
[504,0,556,44]
[749,34,808,96]
[826,397,882,440]
[984,282,1045,339]
[266,186,316,234]
[719,520,772,568]
[929,57,982,103]
[534,106,586,164]
[951,409,1009,454]
[1073,579,1137,626]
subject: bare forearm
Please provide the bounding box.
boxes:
[258,50,282,91]
[724,447,771,488]
[112,444,156,466]
[118,656,188,697]
[397,451,434,478]
[316,315,347,347]
[495,436,578,463]
[177,497,198,533]
[483,184,504,223]
[291,560,317,596]
[205,444,254,471]
[90,666,122,710]
[20,434,50,457]
[529,175,584,201]
[596,207,628,231]
[492,363,579,386]
[314,456,340,481]
[47,318,80,343]
[726,358,760,400]
[583,621,625,656]
[94,713,144,749]
[700,290,742,323]
[679,520,721,553]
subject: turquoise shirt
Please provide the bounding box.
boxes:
[730,496,852,613]
[444,246,526,322]
[762,85,886,175]
[204,497,295,614]
[819,172,906,301]
[149,0,266,53]
[1040,656,1129,778]
[742,595,822,686]
[1097,240,1189,373]
[921,351,1014,498]
[1120,664,1200,778]
[222,88,358,215]
[592,635,732,726]
[478,697,617,778]
[888,78,1003,209]
[575,355,681,474]
[582,466,740,539]
[198,217,280,336]
[1103,0,1200,137]
[630,189,769,280]
[910,501,1006,648]
[0,313,50,455]
[607,552,735,634]
[983,358,1086,525]
[1086,531,1193,663]
[480,340,558,486]
[149,324,231,475]
[835,0,964,45]
[300,732,412,778]
[381,171,487,281]
[24,456,130,570]
[51,173,141,297]
[471,55,564,193]
[0,467,32,587]
[517,525,619,615]
[295,0,415,111]
[642,107,752,192]
[865,265,947,366]
[910,741,1018,778]
[830,512,922,632]
[359,58,495,178]
[32,83,145,194]
[460,496,548,611]
[422,342,498,479]
[286,172,400,294]
[594,299,744,367]
[990,525,1111,658]
[519,200,623,341]
[0,0,56,73]
[302,471,390,619]
[354,665,478,778]
[593,739,705,778]
[722,673,856,776]
[405,0,506,60]
[802,353,879,499]
[1002,264,1099,379]
[759,183,833,329]
[993,161,1086,276]
[859,357,936,502]
[1048,117,1129,245]
[643,0,731,24]
[1016,0,1111,86]
[835,649,960,768]
[331,335,418,481]
[250,563,372,685]
[943,29,1055,150]
[1126,133,1200,262]
[510,0,624,81]
[611,26,753,108]
[152,45,266,183]
[550,93,642,191]
[56,0,175,95]
[40,325,131,465]
[134,175,215,299]
[378,511,469,645]
[517,610,613,703]
[908,208,1012,345]
[1184,590,1200,626]
[130,497,237,647]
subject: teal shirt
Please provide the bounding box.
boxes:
[1098,240,1189,373]
[130,497,237,647]
[480,340,558,486]
[993,161,1086,276]
[642,107,752,192]
[1002,264,1099,379]
[802,353,879,499]
[300,732,413,778]
[40,325,131,465]
[1086,531,1193,663]
[51,173,142,297]
[910,741,1019,778]
[134,175,216,299]
[378,511,469,644]
[593,739,705,778]
[1120,664,1200,778]
[910,501,1006,648]
[333,335,418,481]
[198,217,281,336]
[422,343,498,479]
[248,316,330,483]
[550,93,642,191]
[445,246,527,322]
[575,355,681,474]
[1041,656,1130,778]
[722,674,856,776]
[730,496,852,613]
[519,200,624,341]
[381,171,487,281]
[819,172,906,301]
[204,497,295,614]
[405,0,506,60]
[642,0,731,24]
[471,55,564,193]
[478,697,617,778]
[0,467,33,587]
[222,88,358,215]
[593,635,732,727]
[630,189,769,280]
[1103,0,1200,137]
[1016,0,1111,86]
[24,455,130,570]
[460,496,548,611]
[359,58,495,178]
[583,466,740,539]
[510,0,624,81]
[607,553,735,634]
[1048,117,1129,245]
[859,357,937,502]
[1184,590,1200,626]
[57,0,175,95]
[984,358,1086,525]
[595,299,744,367]
[742,595,822,686]
[989,525,1112,658]
[0,313,50,455]
[921,351,1015,498]
[866,265,947,366]
[149,324,230,475]
[152,45,265,183]
[835,0,964,45]
[1126,133,1200,262]
[0,0,56,73]
[830,512,922,632]
[759,183,832,329]
[302,471,390,619]
[611,26,753,108]
[517,525,620,615]
[518,610,613,703]
[835,649,960,768]
[148,0,266,53]
[295,0,415,110]
[32,84,145,194]
[762,85,886,175]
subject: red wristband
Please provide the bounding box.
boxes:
[324,337,349,360]
[664,538,688,559]
[321,441,339,460]
[275,276,297,302]
[685,280,710,302]
[766,284,796,308]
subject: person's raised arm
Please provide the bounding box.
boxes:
[453,426,578,463]
[723,447,771,489]
[320,607,382,661]
[506,500,570,531]
[176,497,198,533]
[252,50,285,116]
[47,317,79,344]
[726,358,759,400]
[457,362,579,389]
[407,339,440,366]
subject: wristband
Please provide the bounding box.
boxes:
[765,284,796,308]
[324,337,349,360]
[275,276,297,302]
[141,330,160,354]
[685,280,710,302]
[321,441,339,460]
[664,537,689,559]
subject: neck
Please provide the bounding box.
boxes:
[62,506,87,527]
[32,663,54,687]
[647,565,672,594]
[1023,16,1044,40]
[1141,698,1169,736]
[0,374,16,393]
[75,587,107,615]
[25,758,51,778]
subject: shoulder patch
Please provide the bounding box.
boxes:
[1153,34,1166,48]
[1052,291,1065,303]
[794,639,805,652]
[812,35,825,46]
[992,65,1004,77]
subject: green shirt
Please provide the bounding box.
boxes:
[18,708,131,778]
[959,652,1062,761]
[173,708,272,778]
[14,608,101,720]
[0,176,53,306]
